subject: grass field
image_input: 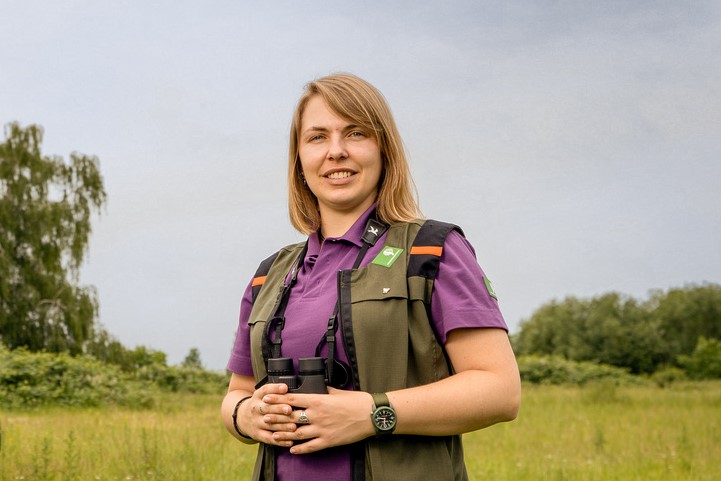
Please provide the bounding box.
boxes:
[1,381,719,480]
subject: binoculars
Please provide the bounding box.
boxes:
[266,357,328,394]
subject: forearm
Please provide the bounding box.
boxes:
[389,368,520,436]
[221,389,258,444]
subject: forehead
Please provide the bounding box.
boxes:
[300,96,351,130]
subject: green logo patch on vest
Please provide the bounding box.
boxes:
[372,246,404,268]
[483,276,498,300]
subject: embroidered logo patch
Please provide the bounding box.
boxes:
[371,246,404,268]
[483,276,498,300]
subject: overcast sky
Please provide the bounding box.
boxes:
[2,1,720,370]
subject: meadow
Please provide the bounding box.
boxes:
[1,381,719,480]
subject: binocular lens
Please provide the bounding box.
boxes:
[267,357,294,376]
[298,357,326,375]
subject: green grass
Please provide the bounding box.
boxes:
[465,381,721,480]
[1,382,719,480]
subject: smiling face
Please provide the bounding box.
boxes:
[298,95,383,224]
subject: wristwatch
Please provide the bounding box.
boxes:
[370,393,397,436]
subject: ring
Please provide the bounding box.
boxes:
[297,411,310,424]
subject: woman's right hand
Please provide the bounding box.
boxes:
[223,374,297,447]
[243,383,299,446]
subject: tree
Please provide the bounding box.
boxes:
[181,347,203,370]
[0,123,106,354]
[649,284,721,359]
[513,292,669,374]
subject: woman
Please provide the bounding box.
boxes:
[221,73,520,481]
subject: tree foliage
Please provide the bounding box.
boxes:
[182,347,203,370]
[0,123,106,354]
[650,285,721,360]
[678,337,721,380]
[513,284,721,375]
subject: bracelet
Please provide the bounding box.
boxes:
[232,396,253,439]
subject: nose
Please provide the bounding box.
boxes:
[327,134,348,161]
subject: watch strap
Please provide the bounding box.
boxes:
[371,392,390,409]
[371,392,396,436]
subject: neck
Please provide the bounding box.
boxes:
[319,200,374,238]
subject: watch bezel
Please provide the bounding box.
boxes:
[372,405,396,434]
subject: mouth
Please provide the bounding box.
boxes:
[323,169,356,180]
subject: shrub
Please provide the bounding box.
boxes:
[131,364,226,394]
[678,337,721,379]
[650,366,688,387]
[517,355,638,385]
[0,345,226,409]
[0,345,153,408]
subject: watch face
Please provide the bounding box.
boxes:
[374,406,396,431]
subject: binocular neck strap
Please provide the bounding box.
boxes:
[263,217,389,378]
[320,218,388,384]
[262,241,308,361]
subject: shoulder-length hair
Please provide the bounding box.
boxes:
[287,73,421,234]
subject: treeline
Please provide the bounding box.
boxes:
[512,283,721,381]
[0,342,227,410]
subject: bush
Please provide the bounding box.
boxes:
[131,364,227,394]
[0,345,152,408]
[678,337,721,379]
[518,355,638,385]
[650,366,688,387]
[0,345,226,409]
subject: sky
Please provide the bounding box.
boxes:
[1,1,720,371]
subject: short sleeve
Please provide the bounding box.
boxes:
[429,230,507,344]
[226,280,256,376]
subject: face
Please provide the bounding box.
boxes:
[298,95,383,222]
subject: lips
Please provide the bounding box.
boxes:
[327,171,353,179]
[323,169,356,179]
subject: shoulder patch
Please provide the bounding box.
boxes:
[483,276,498,300]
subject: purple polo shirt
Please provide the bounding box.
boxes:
[227,206,507,481]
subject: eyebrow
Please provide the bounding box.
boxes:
[301,124,364,136]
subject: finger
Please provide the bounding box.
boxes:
[289,435,324,455]
[264,392,313,409]
[258,382,289,397]
[272,425,313,443]
[262,430,294,448]
[263,420,297,433]
[258,399,293,416]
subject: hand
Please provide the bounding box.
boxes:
[261,388,376,454]
[239,383,297,448]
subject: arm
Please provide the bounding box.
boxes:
[390,327,520,435]
[221,373,299,448]
[263,327,520,454]
[221,374,258,444]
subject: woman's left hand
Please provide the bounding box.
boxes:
[260,388,375,454]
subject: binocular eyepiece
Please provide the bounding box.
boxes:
[266,357,328,394]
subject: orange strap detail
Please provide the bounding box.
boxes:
[410,246,443,256]
[251,276,267,287]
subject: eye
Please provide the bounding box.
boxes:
[348,130,366,138]
[307,133,325,142]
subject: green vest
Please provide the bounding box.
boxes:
[247,220,468,481]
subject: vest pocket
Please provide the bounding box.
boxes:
[346,265,411,392]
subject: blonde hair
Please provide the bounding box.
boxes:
[288,73,421,234]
